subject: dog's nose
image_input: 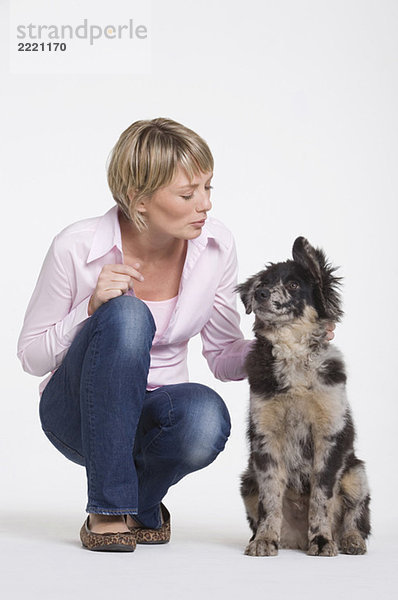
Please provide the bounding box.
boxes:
[254,287,270,302]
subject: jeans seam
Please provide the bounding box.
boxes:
[141,426,165,455]
[140,389,175,455]
[155,390,180,487]
[87,507,139,514]
[85,323,101,503]
[42,428,85,462]
[159,389,175,426]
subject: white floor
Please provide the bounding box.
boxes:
[1,509,397,600]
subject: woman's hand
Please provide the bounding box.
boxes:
[325,321,336,341]
[88,263,144,316]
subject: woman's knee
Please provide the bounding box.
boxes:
[93,295,156,346]
[173,384,231,470]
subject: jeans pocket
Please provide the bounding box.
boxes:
[42,429,86,467]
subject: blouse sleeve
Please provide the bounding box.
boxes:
[17,235,92,377]
[199,235,254,382]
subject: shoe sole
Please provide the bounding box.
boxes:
[82,543,136,552]
[136,538,170,545]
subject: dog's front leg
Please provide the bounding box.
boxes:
[245,455,286,557]
[307,441,340,557]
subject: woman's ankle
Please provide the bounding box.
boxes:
[125,514,141,528]
[88,513,130,534]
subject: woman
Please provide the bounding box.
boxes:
[17,118,334,552]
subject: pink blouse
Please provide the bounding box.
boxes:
[17,205,255,396]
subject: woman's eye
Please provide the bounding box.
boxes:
[181,185,212,200]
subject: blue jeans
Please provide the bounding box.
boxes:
[39,295,231,529]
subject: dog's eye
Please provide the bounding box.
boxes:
[287,281,299,290]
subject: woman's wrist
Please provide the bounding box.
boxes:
[88,296,95,316]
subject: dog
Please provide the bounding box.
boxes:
[235,237,371,557]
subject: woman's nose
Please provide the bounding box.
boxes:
[196,189,212,213]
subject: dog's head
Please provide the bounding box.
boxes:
[235,237,343,327]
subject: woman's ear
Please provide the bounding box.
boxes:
[128,189,147,214]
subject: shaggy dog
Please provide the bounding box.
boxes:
[235,237,371,557]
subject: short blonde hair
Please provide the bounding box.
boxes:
[107,117,214,231]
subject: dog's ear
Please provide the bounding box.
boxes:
[292,237,322,283]
[292,236,344,322]
[234,277,257,314]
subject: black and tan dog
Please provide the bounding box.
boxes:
[235,237,371,557]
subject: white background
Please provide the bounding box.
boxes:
[1,1,397,598]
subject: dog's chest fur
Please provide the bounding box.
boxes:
[247,307,348,489]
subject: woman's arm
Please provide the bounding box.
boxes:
[200,235,254,382]
[17,235,92,376]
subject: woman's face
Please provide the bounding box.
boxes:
[138,165,213,240]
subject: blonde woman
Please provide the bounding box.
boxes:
[17,118,334,552]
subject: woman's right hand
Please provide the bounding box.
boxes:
[88,263,144,316]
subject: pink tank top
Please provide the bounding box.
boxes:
[141,295,178,346]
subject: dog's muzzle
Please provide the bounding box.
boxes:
[254,286,292,315]
[254,288,270,302]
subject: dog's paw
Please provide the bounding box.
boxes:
[339,531,367,555]
[307,535,338,557]
[244,538,279,557]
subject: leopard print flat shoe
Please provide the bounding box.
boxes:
[128,503,171,544]
[80,515,137,552]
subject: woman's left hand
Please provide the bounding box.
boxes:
[325,322,336,341]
